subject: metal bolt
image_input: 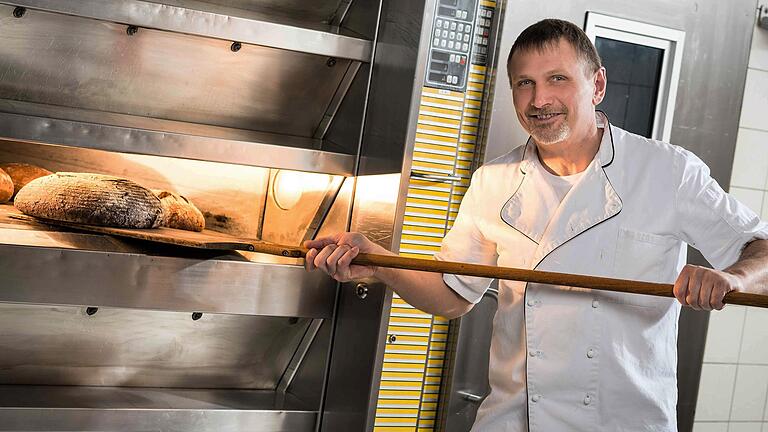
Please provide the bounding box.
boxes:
[12,7,25,18]
[86,307,98,316]
[388,334,397,343]
[326,58,337,67]
[126,25,139,36]
[231,41,242,52]
[191,312,203,321]
[356,283,368,299]
[288,317,299,325]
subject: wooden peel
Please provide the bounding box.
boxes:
[268,243,768,309]
[13,214,768,308]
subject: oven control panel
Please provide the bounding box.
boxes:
[426,0,478,90]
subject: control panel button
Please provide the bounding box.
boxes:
[435,28,440,36]
[440,40,447,48]
[450,31,456,39]
[437,19,443,28]
[462,43,468,51]
[461,10,468,19]
[449,54,456,62]
[442,29,448,38]
[450,21,457,31]
[458,23,464,32]
[433,38,439,46]
[448,41,454,49]
[455,10,461,18]
[463,34,470,42]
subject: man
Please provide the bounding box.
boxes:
[305,19,768,431]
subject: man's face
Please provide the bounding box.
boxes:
[508,38,606,146]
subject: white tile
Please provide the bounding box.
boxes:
[763,192,768,221]
[763,422,768,432]
[730,128,768,190]
[693,422,728,432]
[730,423,763,432]
[732,365,768,421]
[740,69,768,132]
[750,22,768,71]
[740,308,768,364]
[697,363,738,421]
[729,188,765,219]
[705,306,747,363]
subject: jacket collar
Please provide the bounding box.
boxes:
[501,111,622,267]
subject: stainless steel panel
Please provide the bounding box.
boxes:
[0,111,355,176]
[3,0,372,61]
[0,5,361,138]
[0,386,315,431]
[319,0,433,430]
[0,244,336,318]
[0,304,310,388]
[183,0,349,26]
[481,1,755,430]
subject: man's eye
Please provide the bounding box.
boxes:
[517,79,532,87]
[552,75,567,81]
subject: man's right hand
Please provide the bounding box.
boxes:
[304,232,384,282]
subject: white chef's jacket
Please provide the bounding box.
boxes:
[435,112,768,431]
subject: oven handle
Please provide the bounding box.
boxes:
[410,170,463,183]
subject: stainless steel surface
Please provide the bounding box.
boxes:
[3,0,372,61]
[410,170,463,183]
[277,319,325,397]
[0,386,315,431]
[0,110,355,176]
[319,0,433,430]
[0,244,336,318]
[479,1,755,430]
[0,304,311,388]
[0,5,362,139]
[261,170,345,245]
[314,61,364,139]
[441,289,496,431]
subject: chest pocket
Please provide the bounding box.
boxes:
[604,227,678,308]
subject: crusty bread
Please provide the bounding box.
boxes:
[153,189,205,232]
[0,168,13,203]
[15,173,163,228]
[0,163,53,199]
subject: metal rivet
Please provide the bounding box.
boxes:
[126,25,139,36]
[231,41,242,52]
[356,283,368,299]
[12,7,25,18]
[592,300,600,308]
[191,312,203,321]
[388,334,397,343]
[288,317,299,325]
[86,307,98,316]
[531,394,541,403]
[326,58,337,67]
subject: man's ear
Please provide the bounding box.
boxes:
[593,67,607,106]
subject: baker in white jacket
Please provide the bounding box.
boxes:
[304,19,768,431]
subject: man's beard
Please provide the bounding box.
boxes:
[526,109,570,145]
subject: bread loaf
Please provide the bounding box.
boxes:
[153,189,205,232]
[0,163,53,199]
[15,173,163,228]
[0,169,13,203]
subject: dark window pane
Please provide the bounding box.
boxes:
[595,37,664,138]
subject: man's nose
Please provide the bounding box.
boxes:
[531,86,553,109]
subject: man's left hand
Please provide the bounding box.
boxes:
[673,264,744,311]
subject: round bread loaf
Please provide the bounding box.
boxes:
[15,173,163,228]
[0,163,53,199]
[0,168,13,203]
[153,190,205,232]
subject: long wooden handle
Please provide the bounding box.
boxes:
[253,241,768,309]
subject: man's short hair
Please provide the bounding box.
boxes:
[507,19,602,85]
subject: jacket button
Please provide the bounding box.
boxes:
[583,395,592,405]
[587,349,595,359]
[592,300,599,308]
[531,394,541,403]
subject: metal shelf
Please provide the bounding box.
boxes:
[2,0,373,62]
[0,385,316,431]
[0,100,357,176]
[0,242,336,318]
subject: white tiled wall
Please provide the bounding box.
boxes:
[694,18,768,432]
